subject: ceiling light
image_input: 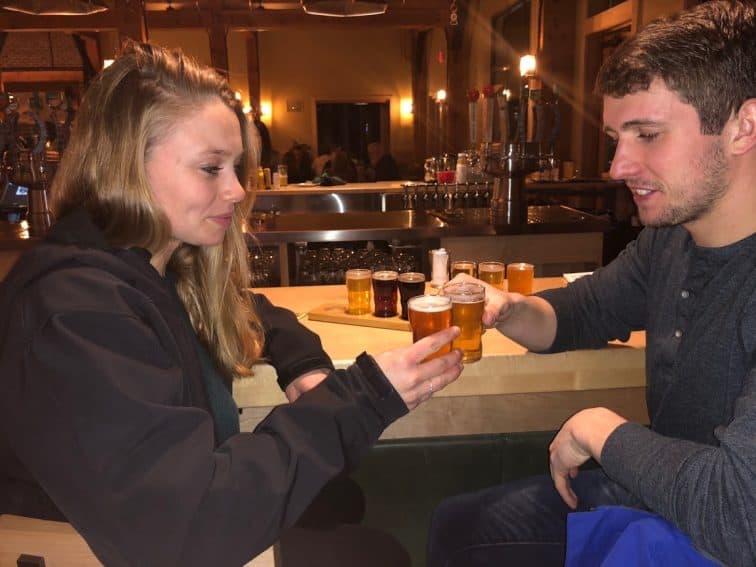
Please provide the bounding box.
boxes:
[0,0,109,15]
[301,0,388,17]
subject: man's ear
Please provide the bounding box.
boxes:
[729,98,756,156]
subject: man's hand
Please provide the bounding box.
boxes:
[549,407,627,508]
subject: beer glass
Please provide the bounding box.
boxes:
[372,270,399,317]
[444,281,485,363]
[507,262,534,295]
[398,272,426,320]
[478,261,506,290]
[407,294,453,360]
[277,164,289,187]
[451,260,477,278]
[345,268,372,315]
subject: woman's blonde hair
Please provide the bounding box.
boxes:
[50,40,263,380]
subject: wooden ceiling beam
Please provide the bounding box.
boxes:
[0,4,448,33]
[146,8,447,31]
[0,12,121,32]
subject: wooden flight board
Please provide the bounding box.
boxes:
[307,302,411,331]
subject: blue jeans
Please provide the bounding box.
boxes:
[427,469,645,567]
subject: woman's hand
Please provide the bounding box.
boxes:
[372,326,463,410]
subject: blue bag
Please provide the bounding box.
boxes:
[566,506,720,566]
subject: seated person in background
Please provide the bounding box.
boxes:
[251,104,272,169]
[428,2,755,566]
[0,40,464,567]
[367,141,401,181]
[312,145,333,178]
[323,147,358,183]
[283,142,314,183]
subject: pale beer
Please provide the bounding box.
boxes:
[507,262,534,295]
[478,261,506,290]
[408,295,453,360]
[451,260,477,278]
[444,282,485,363]
[345,269,372,315]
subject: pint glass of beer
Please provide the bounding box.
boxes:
[407,294,453,360]
[478,261,506,290]
[372,270,399,317]
[444,282,485,363]
[451,260,477,278]
[507,262,534,295]
[398,272,426,320]
[345,268,372,315]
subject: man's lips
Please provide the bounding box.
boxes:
[629,187,655,196]
[625,180,660,198]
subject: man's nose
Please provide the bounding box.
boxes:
[608,140,642,180]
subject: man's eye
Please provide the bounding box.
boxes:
[202,166,221,175]
[638,132,659,141]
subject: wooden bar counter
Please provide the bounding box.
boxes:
[236,278,648,438]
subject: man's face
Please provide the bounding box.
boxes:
[603,79,729,230]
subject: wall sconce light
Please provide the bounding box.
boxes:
[260,101,272,124]
[242,103,252,115]
[400,98,413,118]
[234,91,243,101]
[103,59,114,69]
[435,89,447,103]
[519,55,536,77]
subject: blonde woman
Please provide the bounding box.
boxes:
[0,41,462,566]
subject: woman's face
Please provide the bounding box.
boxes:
[146,99,246,263]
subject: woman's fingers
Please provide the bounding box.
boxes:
[372,326,463,410]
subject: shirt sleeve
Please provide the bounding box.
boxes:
[600,360,756,567]
[1,279,406,567]
[252,292,335,390]
[535,228,655,352]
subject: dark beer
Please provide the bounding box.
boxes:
[372,270,399,317]
[398,272,426,320]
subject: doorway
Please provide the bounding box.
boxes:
[315,101,390,166]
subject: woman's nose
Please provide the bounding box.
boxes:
[225,174,247,203]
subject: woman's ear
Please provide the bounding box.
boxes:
[729,98,756,156]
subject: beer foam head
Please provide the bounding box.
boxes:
[398,272,425,283]
[373,270,399,281]
[408,295,452,312]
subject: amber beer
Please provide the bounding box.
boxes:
[478,261,506,290]
[407,295,453,360]
[345,268,372,315]
[398,272,426,320]
[444,282,485,363]
[451,260,477,278]
[372,270,399,317]
[507,262,534,295]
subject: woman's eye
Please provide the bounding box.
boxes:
[202,165,222,175]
